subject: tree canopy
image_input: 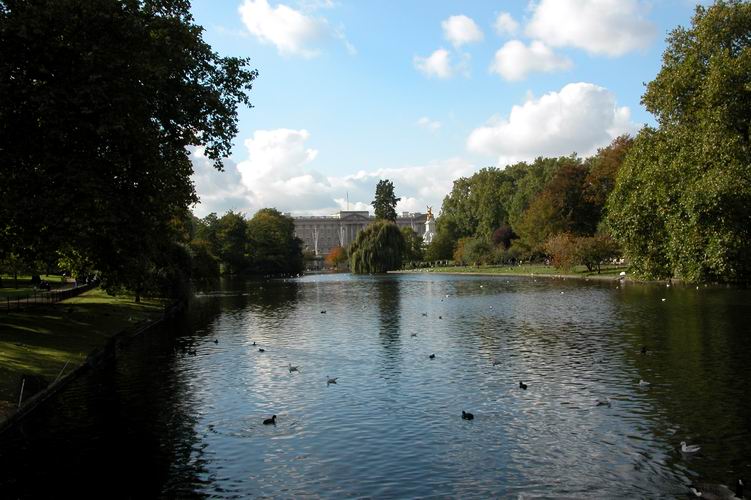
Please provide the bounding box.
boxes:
[607,0,751,282]
[372,180,401,222]
[349,220,405,273]
[0,0,257,296]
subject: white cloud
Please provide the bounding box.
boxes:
[526,0,655,56]
[441,15,484,47]
[490,40,572,81]
[466,82,639,166]
[413,48,454,79]
[494,12,519,36]
[192,129,477,217]
[417,116,441,132]
[238,0,354,57]
[414,48,471,79]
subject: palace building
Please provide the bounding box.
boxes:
[293,211,430,256]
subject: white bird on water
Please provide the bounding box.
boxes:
[639,379,650,386]
[595,397,612,407]
[681,441,701,453]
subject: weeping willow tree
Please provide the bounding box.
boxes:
[349,221,406,274]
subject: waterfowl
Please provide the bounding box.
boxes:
[438,316,442,319]
[258,348,265,353]
[492,359,501,366]
[327,376,338,385]
[411,333,417,337]
[214,339,218,344]
[639,379,650,386]
[681,441,701,453]
[462,411,474,420]
[690,479,743,499]
[519,381,528,390]
[429,353,436,359]
[252,341,256,346]
[321,310,327,314]
[595,397,612,407]
[263,415,277,425]
[422,312,428,317]
[188,349,197,356]
[641,346,648,355]
[288,363,299,373]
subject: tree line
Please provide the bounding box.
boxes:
[422,1,750,283]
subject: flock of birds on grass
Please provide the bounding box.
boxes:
[189,282,744,499]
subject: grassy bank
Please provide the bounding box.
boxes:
[0,287,164,418]
[396,263,628,280]
[0,274,70,299]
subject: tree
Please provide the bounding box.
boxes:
[372,180,400,222]
[325,246,348,270]
[217,211,249,275]
[0,0,257,295]
[400,227,424,263]
[246,209,303,275]
[424,230,455,261]
[607,1,751,282]
[575,234,620,273]
[349,221,405,273]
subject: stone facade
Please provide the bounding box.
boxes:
[293,211,428,256]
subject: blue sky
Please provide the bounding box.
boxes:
[189,0,706,217]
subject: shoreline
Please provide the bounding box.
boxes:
[389,268,678,285]
[0,300,181,436]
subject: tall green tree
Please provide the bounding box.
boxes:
[349,221,405,273]
[246,208,303,275]
[0,0,257,294]
[372,180,400,222]
[217,211,249,275]
[607,1,751,282]
[400,227,424,263]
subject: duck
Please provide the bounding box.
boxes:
[288,363,299,373]
[320,310,327,314]
[263,415,277,425]
[252,341,256,346]
[492,359,501,366]
[429,353,436,359]
[214,339,219,344]
[639,379,650,386]
[681,441,701,453]
[327,376,338,385]
[640,346,648,355]
[690,479,743,499]
[422,312,428,317]
[595,397,612,407]
[519,381,528,390]
[462,411,474,420]
[258,348,265,353]
[411,333,417,337]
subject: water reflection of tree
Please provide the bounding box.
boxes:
[376,278,402,355]
[621,286,751,483]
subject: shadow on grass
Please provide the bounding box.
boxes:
[0,289,163,405]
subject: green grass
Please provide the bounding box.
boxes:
[0,275,69,299]
[403,263,628,279]
[0,287,164,417]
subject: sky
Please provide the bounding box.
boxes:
[189,0,707,218]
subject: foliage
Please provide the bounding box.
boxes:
[576,234,620,273]
[400,227,424,263]
[544,233,579,271]
[454,237,493,266]
[325,246,348,269]
[424,230,455,261]
[491,225,516,249]
[189,239,220,286]
[607,1,751,282]
[217,211,249,274]
[0,0,257,296]
[349,221,405,273]
[246,209,303,275]
[372,179,401,222]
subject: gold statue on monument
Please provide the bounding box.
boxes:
[426,206,434,220]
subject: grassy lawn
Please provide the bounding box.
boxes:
[0,274,69,299]
[0,287,164,417]
[403,263,628,279]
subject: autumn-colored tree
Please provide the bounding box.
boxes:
[325,246,348,270]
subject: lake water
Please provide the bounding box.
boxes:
[1,273,750,498]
